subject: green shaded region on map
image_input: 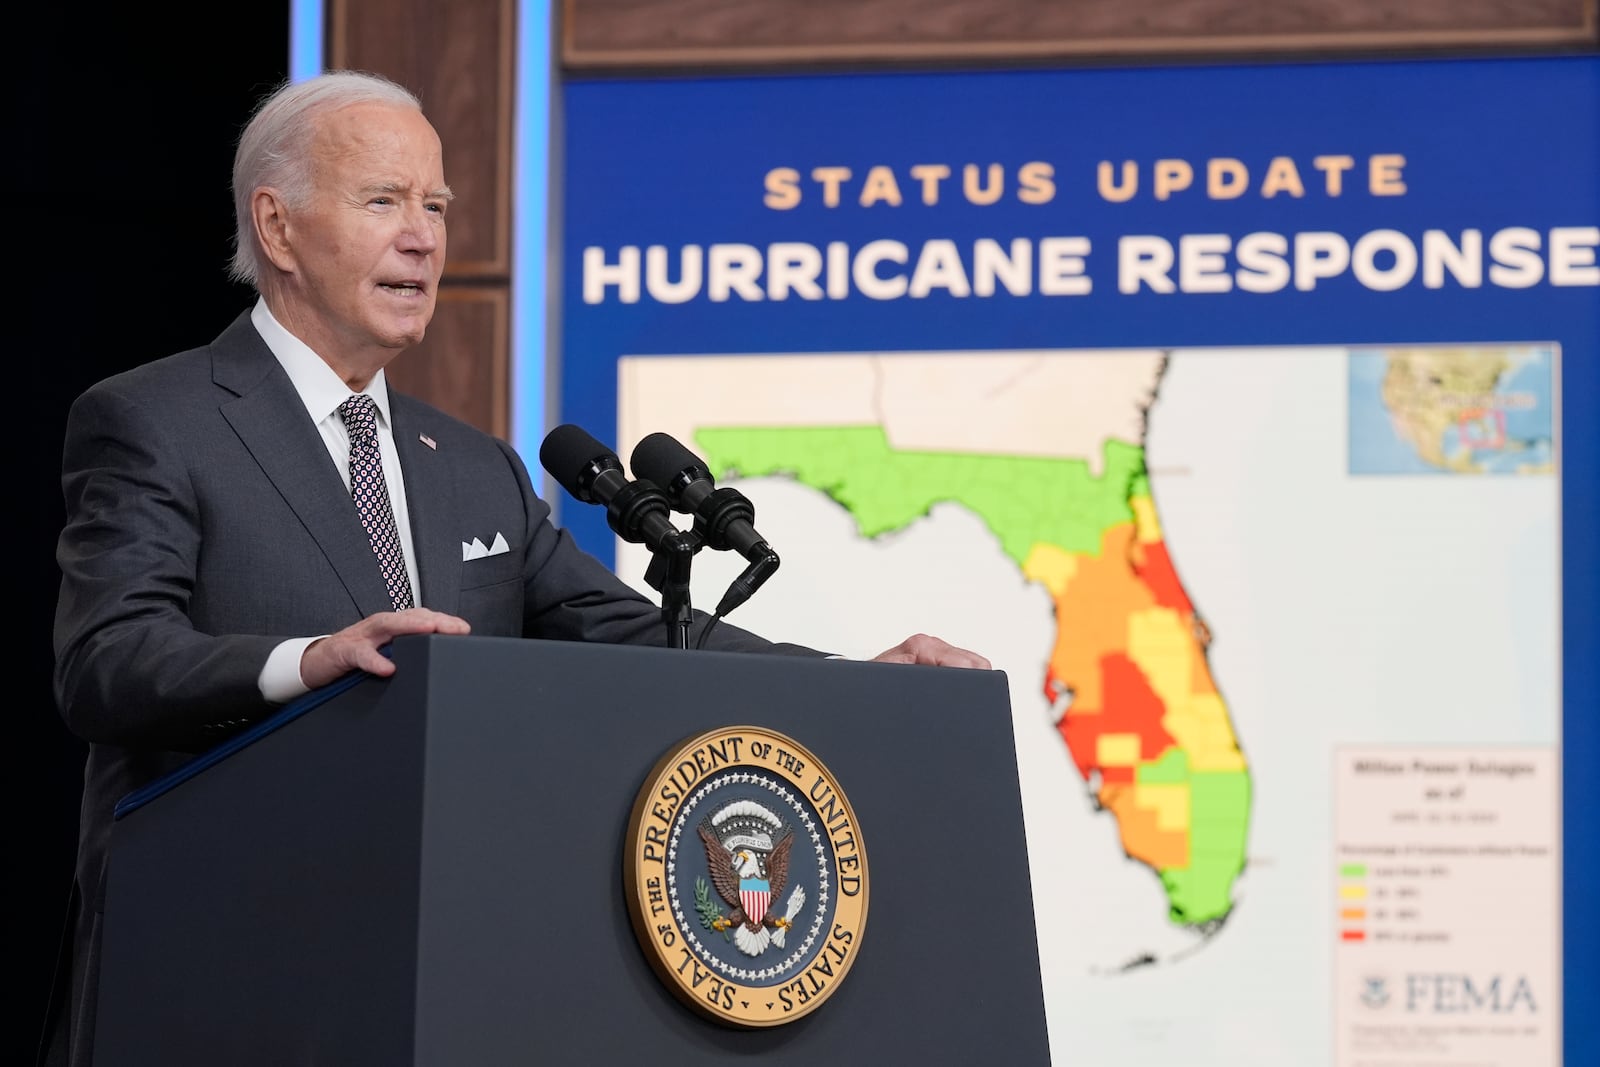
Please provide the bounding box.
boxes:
[694,425,1145,562]
[1137,747,1190,785]
[1161,772,1252,924]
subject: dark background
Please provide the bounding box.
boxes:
[20,8,287,1061]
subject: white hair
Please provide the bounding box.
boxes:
[228,70,423,288]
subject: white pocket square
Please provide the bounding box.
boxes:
[462,532,511,561]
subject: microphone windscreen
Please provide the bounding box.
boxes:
[539,424,617,501]
[630,431,705,488]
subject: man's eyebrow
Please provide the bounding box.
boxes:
[361,182,456,200]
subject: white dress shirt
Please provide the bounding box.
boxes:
[249,298,424,702]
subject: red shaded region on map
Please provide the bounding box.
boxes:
[1061,652,1175,785]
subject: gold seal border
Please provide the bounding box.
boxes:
[624,725,870,1028]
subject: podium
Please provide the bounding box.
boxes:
[95,635,1050,1065]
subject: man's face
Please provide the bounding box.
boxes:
[282,101,450,374]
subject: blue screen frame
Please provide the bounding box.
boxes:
[547,54,1597,1062]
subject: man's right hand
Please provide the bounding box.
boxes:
[299,609,472,690]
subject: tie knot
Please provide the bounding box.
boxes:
[338,394,378,438]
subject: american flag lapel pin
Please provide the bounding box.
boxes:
[419,433,437,450]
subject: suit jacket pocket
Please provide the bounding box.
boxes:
[460,550,523,590]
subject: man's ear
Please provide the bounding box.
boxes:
[251,188,296,273]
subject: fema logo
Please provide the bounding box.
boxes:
[1360,974,1391,1010]
[624,726,868,1027]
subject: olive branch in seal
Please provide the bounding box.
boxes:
[695,877,730,940]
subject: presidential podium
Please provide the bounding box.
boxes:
[95,635,1050,1065]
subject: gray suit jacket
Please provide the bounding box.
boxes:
[46,309,821,1065]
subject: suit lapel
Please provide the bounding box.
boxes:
[391,397,462,615]
[211,315,395,619]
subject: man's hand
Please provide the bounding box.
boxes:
[870,633,991,670]
[300,609,472,689]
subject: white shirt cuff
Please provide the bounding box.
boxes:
[258,636,325,704]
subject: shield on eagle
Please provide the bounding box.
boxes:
[740,878,771,924]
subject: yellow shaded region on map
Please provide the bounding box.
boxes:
[1021,542,1079,598]
[1096,733,1143,768]
[1137,782,1191,832]
[1131,494,1163,544]
[1127,608,1247,774]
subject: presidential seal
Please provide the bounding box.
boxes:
[623,726,869,1027]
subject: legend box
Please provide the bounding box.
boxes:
[1333,747,1559,1067]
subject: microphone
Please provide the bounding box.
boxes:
[538,424,683,554]
[629,432,780,619]
[629,432,774,562]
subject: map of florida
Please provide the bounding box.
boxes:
[695,424,1252,930]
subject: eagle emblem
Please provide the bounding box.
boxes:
[625,726,870,1026]
[696,800,808,957]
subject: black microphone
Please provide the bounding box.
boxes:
[629,432,774,563]
[539,424,683,554]
[630,432,780,620]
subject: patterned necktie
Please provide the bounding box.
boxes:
[337,394,415,611]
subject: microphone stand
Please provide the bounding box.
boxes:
[643,529,702,650]
[592,472,701,650]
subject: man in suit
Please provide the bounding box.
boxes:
[43,69,988,1065]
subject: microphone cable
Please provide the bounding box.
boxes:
[695,612,724,650]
